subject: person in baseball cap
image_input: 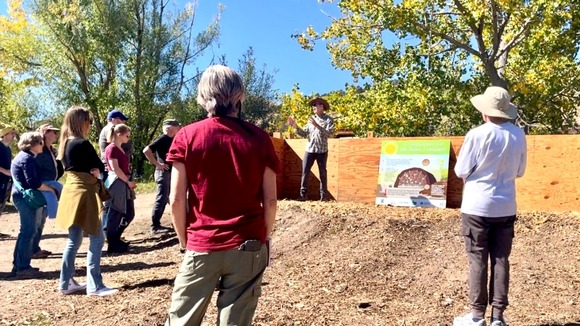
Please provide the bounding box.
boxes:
[99,109,133,180]
[143,118,181,234]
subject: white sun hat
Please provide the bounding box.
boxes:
[470,86,518,119]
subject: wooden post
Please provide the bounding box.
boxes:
[367,131,374,138]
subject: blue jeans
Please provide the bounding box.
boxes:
[59,224,106,292]
[33,207,47,254]
[12,193,42,271]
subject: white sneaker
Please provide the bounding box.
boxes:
[60,278,87,295]
[87,286,118,297]
[453,313,486,326]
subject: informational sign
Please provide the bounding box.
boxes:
[375,140,451,208]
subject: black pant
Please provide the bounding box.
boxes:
[300,152,328,198]
[461,213,516,314]
[151,169,170,228]
[106,199,135,244]
[0,179,12,215]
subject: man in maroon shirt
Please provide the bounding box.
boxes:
[165,65,280,326]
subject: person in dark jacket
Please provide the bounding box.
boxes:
[0,125,16,215]
[32,124,64,259]
[10,132,57,277]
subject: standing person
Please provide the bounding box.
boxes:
[98,109,133,179]
[453,87,527,326]
[142,119,180,234]
[0,125,16,215]
[55,106,118,296]
[165,65,281,326]
[103,124,136,253]
[9,132,57,277]
[287,97,335,201]
[32,124,64,259]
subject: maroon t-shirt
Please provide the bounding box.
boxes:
[104,143,130,176]
[166,117,282,252]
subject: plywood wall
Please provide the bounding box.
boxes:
[272,135,580,212]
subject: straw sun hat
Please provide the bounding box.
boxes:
[470,86,518,120]
[308,97,330,111]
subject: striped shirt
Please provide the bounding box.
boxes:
[295,114,335,153]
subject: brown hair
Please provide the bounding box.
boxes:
[57,106,92,160]
[107,123,131,143]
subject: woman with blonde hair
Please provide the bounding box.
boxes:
[103,123,135,253]
[55,106,118,296]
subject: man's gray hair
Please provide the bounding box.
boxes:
[18,131,43,151]
[196,65,245,117]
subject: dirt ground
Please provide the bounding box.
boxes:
[0,192,579,326]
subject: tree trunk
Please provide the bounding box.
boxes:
[484,59,509,90]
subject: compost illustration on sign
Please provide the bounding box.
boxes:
[376,140,451,208]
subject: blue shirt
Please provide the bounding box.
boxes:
[11,150,43,194]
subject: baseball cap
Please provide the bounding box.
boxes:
[163,119,181,127]
[107,109,129,121]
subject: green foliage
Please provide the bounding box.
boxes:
[0,0,38,130]
[294,0,579,135]
[29,0,223,175]
[236,47,281,132]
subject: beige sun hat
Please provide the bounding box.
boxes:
[470,86,518,119]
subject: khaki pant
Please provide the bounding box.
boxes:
[166,244,268,326]
[461,213,516,315]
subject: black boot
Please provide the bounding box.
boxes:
[107,233,128,253]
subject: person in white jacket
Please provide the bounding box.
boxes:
[453,87,527,326]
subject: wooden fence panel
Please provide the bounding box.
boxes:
[515,135,580,211]
[275,135,580,212]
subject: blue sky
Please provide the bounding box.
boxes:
[1,0,360,95]
[192,0,358,95]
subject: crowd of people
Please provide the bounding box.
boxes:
[0,65,525,326]
[1,106,183,293]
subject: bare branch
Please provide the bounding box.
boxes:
[490,0,501,57]
[453,0,487,57]
[495,17,534,60]
[415,22,481,58]
[496,12,511,51]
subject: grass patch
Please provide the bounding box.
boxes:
[135,180,156,194]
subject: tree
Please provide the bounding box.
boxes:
[30,0,222,175]
[0,0,39,130]
[236,47,280,132]
[295,0,579,134]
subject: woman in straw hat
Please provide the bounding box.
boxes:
[453,86,527,326]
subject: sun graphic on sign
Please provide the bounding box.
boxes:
[383,142,397,155]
